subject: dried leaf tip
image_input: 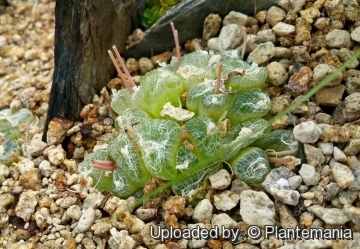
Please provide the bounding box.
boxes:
[170,22,181,66]
[108,45,135,94]
[241,26,247,60]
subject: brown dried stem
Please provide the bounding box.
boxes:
[112,45,136,88]
[108,50,134,94]
[214,63,222,94]
[170,22,181,66]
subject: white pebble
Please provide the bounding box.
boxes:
[192,199,213,223]
[317,142,334,155]
[333,146,347,163]
[208,169,231,190]
[77,207,95,233]
[293,121,320,143]
[298,164,320,186]
[272,22,295,36]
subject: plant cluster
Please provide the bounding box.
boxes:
[78,24,298,199]
[141,0,180,28]
[0,108,39,165]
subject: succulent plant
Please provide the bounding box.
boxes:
[78,28,299,198]
[0,108,40,165]
[141,0,180,28]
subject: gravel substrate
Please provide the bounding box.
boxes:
[1,0,360,249]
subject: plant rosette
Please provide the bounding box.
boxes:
[79,29,299,199]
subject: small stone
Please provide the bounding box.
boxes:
[293,121,320,143]
[288,66,312,97]
[317,142,334,155]
[59,196,77,208]
[333,146,347,162]
[308,205,350,225]
[62,205,82,223]
[109,228,136,249]
[298,164,320,186]
[92,221,112,236]
[46,145,66,166]
[317,124,351,143]
[208,24,243,52]
[240,190,275,227]
[256,29,276,43]
[288,175,302,190]
[304,144,325,167]
[246,41,275,64]
[15,190,38,221]
[223,11,248,26]
[262,166,296,193]
[266,6,286,27]
[27,133,48,157]
[17,158,34,175]
[213,190,240,211]
[314,113,333,125]
[255,10,267,23]
[163,196,186,218]
[77,207,96,233]
[273,47,291,59]
[344,205,360,227]
[299,211,314,227]
[46,117,73,145]
[324,182,340,201]
[202,14,222,43]
[338,49,359,69]
[134,208,157,221]
[19,168,42,191]
[343,92,360,121]
[350,26,360,43]
[83,192,104,209]
[332,162,355,188]
[313,64,342,86]
[126,58,138,75]
[272,22,295,36]
[208,169,231,190]
[188,223,208,248]
[314,85,346,106]
[0,193,15,208]
[269,181,300,206]
[326,29,352,49]
[211,213,238,236]
[345,69,360,94]
[339,190,358,205]
[277,202,298,229]
[138,57,154,75]
[15,229,30,240]
[38,160,53,177]
[266,62,288,86]
[192,199,213,224]
[343,139,360,156]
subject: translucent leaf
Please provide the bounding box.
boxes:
[225,63,268,92]
[112,166,141,198]
[198,93,232,121]
[0,138,19,165]
[229,147,270,185]
[252,129,298,153]
[140,68,183,118]
[115,108,149,132]
[226,88,270,125]
[172,162,222,196]
[181,50,211,68]
[186,80,216,114]
[177,65,215,91]
[175,145,198,171]
[184,116,222,159]
[108,133,150,186]
[78,149,113,192]
[110,89,136,116]
[135,118,182,180]
[209,50,250,77]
